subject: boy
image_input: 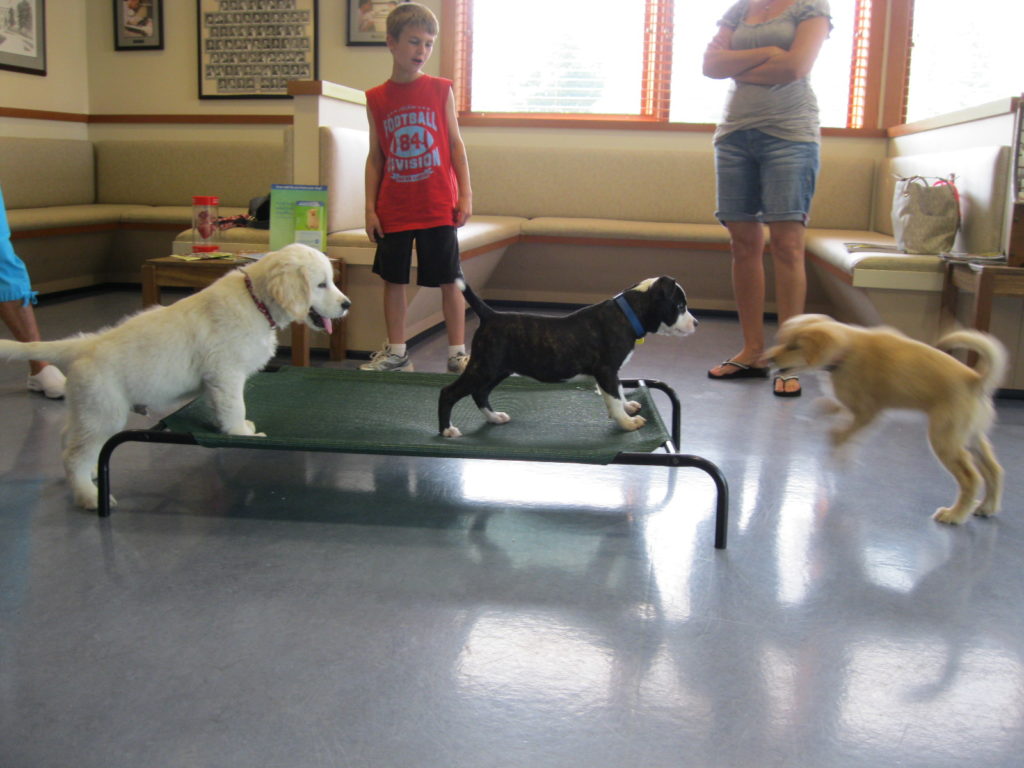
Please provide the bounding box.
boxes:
[360,2,473,373]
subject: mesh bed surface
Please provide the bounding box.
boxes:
[159,367,671,465]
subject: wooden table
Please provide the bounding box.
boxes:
[941,261,1024,364]
[141,255,347,366]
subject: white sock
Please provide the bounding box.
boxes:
[448,345,466,356]
[387,343,407,356]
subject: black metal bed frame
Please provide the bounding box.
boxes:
[95,378,729,549]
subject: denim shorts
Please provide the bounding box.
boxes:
[715,129,820,225]
[373,225,461,287]
[0,184,36,306]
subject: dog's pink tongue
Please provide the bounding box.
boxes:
[322,316,333,335]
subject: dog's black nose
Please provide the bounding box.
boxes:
[343,300,352,310]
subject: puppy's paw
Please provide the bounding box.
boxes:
[624,400,642,416]
[814,397,844,416]
[828,427,854,448]
[442,426,463,438]
[226,421,262,437]
[75,488,100,511]
[618,415,647,431]
[974,501,1000,517]
[828,442,856,469]
[486,411,510,425]
[933,506,969,525]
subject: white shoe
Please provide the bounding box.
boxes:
[359,347,414,372]
[27,365,67,399]
[447,351,470,373]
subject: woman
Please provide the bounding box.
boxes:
[704,0,831,397]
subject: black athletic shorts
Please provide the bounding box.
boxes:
[372,225,461,287]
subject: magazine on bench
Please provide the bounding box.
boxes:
[939,252,1008,265]
[843,242,905,254]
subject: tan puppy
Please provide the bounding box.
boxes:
[765,314,1007,525]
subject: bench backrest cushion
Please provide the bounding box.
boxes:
[0,138,96,209]
[467,144,876,229]
[811,152,876,230]
[873,145,1010,254]
[320,126,368,233]
[468,145,720,224]
[95,140,290,208]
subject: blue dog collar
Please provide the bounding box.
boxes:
[614,293,646,341]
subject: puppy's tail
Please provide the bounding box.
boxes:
[937,329,1008,396]
[455,277,496,323]
[0,336,92,367]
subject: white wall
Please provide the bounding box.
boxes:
[0,0,90,139]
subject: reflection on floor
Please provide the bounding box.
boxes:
[2,286,1023,767]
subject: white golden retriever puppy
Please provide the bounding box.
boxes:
[0,243,350,509]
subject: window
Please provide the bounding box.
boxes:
[904,0,1024,124]
[446,0,875,129]
[453,0,672,120]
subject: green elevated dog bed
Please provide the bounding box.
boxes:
[97,368,728,548]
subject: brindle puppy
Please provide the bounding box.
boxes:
[439,276,696,437]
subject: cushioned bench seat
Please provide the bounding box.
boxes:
[8,204,150,233]
[324,214,527,264]
[191,216,525,254]
[805,229,944,290]
[520,218,729,245]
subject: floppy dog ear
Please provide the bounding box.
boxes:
[653,277,683,323]
[265,259,312,322]
[796,326,837,366]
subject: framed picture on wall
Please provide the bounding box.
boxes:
[347,0,411,46]
[197,0,318,99]
[0,0,46,75]
[114,0,164,51]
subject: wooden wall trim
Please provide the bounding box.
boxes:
[1,106,882,136]
[0,107,88,123]
[0,106,292,125]
[88,114,292,125]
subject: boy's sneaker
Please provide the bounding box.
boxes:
[447,351,470,374]
[27,365,67,399]
[359,347,414,372]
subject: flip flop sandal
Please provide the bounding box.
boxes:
[773,375,802,397]
[708,359,770,380]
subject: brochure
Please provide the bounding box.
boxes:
[270,184,328,251]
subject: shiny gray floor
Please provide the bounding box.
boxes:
[2,287,1024,768]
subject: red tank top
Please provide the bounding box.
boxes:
[366,75,459,233]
